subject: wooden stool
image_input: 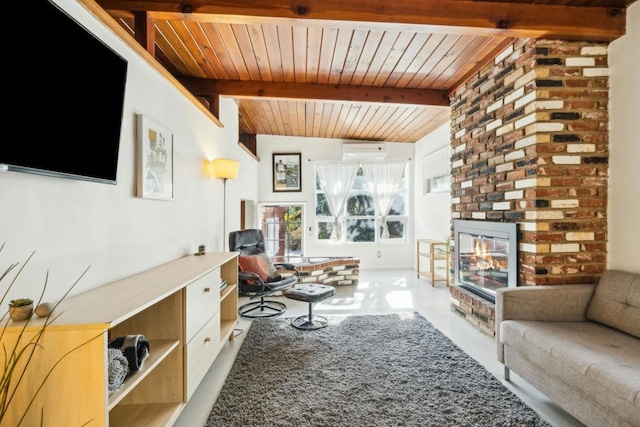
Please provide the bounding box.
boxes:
[284,284,336,330]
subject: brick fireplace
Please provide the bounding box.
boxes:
[447,38,609,336]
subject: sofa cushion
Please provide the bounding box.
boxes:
[587,270,640,338]
[500,319,640,425]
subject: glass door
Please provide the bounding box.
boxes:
[259,204,304,263]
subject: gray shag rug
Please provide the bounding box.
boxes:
[206,312,550,427]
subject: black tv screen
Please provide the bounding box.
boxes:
[0,0,128,184]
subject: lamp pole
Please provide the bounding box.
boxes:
[222,177,228,251]
[211,158,240,252]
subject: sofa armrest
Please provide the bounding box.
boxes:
[495,284,597,363]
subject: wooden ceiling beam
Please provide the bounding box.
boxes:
[95,0,626,42]
[180,78,450,107]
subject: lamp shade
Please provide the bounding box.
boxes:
[212,158,239,180]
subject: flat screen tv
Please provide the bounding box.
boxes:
[0,0,128,185]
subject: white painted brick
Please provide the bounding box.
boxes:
[455,129,466,139]
[505,190,523,200]
[515,178,537,189]
[514,92,536,109]
[526,210,565,220]
[495,44,514,64]
[504,67,524,87]
[515,135,537,149]
[567,144,595,153]
[581,46,607,56]
[519,243,549,254]
[537,100,564,110]
[524,102,537,115]
[551,243,580,253]
[496,123,513,136]
[496,162,514,173]
[583,68,609,77]
[520,222,537,231]
[472,212,486,219]
[493,202,511,210]
[451,197,461,204]
[566,232,595,241]
[487,99,503,113]
[566,57,596,67]
[454,114,466,125]
[514,70,536,89]
[519,243,536,253]
[515,113,536,129]
[551,199,579,208]
[505,150,525,161]
[486,119,502,132]
[461,180,473,188]
[452,159,464,168]
[451,212,461,219]
[536,122,565,132]
[505,87,525,105]
[518,200,528,209]
[454,143,466,153]
[480,78,495,94]
[552,155,581,164]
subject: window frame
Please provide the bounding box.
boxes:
[314,164,409,244]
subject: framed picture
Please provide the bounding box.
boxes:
[422,147,450,196]
[136,114,174,200]
[273,153,301,192]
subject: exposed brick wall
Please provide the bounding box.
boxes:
[448,39,609,334]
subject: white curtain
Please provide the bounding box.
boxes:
[362,160,406,239]
[315,161,359,240]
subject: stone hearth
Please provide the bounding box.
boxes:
[294,257,359,286]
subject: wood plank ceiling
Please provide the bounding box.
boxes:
[95,0,634,147]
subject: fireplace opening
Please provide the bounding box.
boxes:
[453,220,518,303]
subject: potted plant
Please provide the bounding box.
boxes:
[8,298,33,322]
[1,243,94,426]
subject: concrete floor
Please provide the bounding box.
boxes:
[175,268,584,427]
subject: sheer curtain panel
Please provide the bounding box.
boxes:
[315,161,359,240]
[362,160,406,238]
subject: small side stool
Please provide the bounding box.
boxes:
[284,284,336,330]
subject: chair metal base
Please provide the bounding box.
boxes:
[291,314,329,330]
[238,299,286,318]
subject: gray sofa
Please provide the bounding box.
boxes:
[496,269,640,427]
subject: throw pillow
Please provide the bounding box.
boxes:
[238,253,281,282]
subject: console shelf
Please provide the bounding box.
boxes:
[1,252,238,427]
[417,239,450,286]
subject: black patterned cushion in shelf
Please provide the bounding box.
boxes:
[107,348,129,395]
[108,334,150,373]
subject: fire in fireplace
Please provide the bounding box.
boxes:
[453,220,518,303]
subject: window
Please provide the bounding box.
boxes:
[259,204,304,263]
[315,165,408,243]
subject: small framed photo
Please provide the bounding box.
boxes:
[422,147,450,197]
[273,153,301,192]
[136,114,174,200]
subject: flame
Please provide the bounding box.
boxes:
[471,239,505,270]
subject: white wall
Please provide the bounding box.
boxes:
[608,2,640,273]
[255,135,415,268]
[413,123,452,267]
[0,0,257,303]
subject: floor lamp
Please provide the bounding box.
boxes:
[211,158,240,251]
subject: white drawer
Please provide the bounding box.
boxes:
[185,268,221,342]
[185,312,221,399]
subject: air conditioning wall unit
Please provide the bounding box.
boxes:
[341,143,387,160]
